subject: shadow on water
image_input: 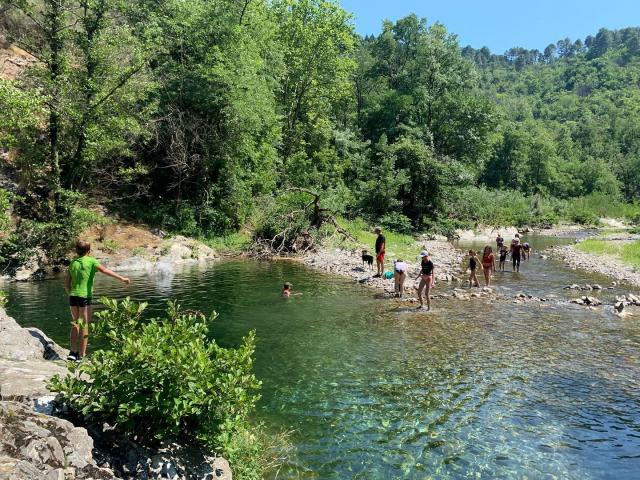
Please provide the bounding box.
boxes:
[4,236,640,479]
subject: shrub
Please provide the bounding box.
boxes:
[101,239,119,253]
[378,213,414,234]
[49,298,263,468]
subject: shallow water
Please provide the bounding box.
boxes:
[4,236,640,479]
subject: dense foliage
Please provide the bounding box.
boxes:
[2,1,640,247]
[49,298,265,477]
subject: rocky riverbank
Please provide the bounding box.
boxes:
[548,244,640,288]
[0,308,232,480]
[302,237,465,295]
[9,228,218,282]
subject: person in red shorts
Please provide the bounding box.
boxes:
[373,227,386,278]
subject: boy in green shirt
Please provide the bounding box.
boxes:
[65,240,130,360]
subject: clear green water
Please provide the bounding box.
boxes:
[4,236,640,479]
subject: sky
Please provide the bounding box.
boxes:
[339,0,640,53]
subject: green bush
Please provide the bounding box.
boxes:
[378,212,414,234]
[49,298,264,474]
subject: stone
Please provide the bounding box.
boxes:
[0,401,117,480]
[592,284,602,290]
[564,284,580,290]
[111,256,153,272]
[570,298,585,305]
[628,294,640,305]
[13,248,46,281]
[25,328,67,360]
[614,301,625,313]
[583,296,601,306]
[0,308,68,403]
[482,287,493,293]
[581,285,593,291]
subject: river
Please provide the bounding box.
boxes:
[4,235,640,479]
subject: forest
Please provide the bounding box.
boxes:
[1,0,640,260]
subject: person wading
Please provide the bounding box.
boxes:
[65,240,130,361]
[373,227,386,278]
[510,236,523,273]
[481,245,496,286]
[415,251,435,310]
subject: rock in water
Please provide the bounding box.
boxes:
[614,301,625,313]
[583,296,602,306]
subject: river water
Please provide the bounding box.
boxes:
[4,236,640,479]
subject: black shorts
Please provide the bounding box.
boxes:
[69,296,92,307]
[512,254,521,265]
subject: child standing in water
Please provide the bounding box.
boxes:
[65,240,130,361]
[467,250,480,287]
[481,246,496,286]
[499,245,508,271]
[415,251,435,310]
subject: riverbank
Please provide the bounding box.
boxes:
[549,238,640,288]
[0,308,232,480]
[7,220,219,282]
[303,235,465,295]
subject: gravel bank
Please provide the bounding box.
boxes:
[303,239,465,295]
[549,244,640,288]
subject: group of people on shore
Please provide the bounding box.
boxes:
[466,233,532,287]
[370,227,436,310]
[370,228,533,310]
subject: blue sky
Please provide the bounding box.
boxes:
[340,0,640,53]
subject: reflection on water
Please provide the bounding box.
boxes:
[4,236,640,479]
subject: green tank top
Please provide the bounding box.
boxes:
[69,256,100,299]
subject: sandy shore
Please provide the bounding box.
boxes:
[302,239,465,295]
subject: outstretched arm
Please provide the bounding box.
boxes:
[97,264,130,284]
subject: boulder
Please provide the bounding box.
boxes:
[112,256,154,272]
[13,248,46,281]
[0,401,117,479]
[0,308,68,404]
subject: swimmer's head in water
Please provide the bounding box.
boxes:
[76,240,91,256]
[283,282,292,290]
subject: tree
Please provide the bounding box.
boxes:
[271,0,356,163]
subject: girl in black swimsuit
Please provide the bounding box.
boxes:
[415,251,435,310]
[467,250,480,287]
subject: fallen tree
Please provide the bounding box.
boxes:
[251,188,355,257]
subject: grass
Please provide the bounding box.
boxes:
[328,218,421,261]
[577,238,640,268]
[206,231,253,254]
